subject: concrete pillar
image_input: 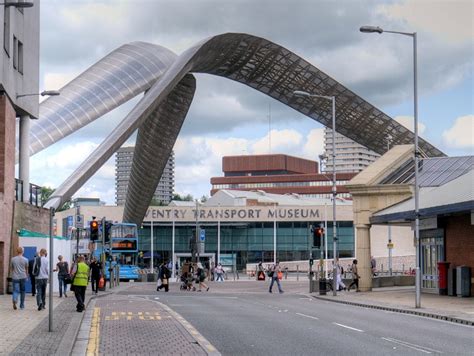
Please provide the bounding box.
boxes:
[19,115,30,203]
[356,223,372,291]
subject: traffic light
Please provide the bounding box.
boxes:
[313,226,324,248]
[90,219,99,241]
[104,222,112,244]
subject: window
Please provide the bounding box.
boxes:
[3,6,10,56]
[12,35,17,69]
[18,40,23,74]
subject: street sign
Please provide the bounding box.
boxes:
[387,242,394,249]
[76,214,84,229]
[200,229,206,242]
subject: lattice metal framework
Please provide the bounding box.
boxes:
[40,33,444,226]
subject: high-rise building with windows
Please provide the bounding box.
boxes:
[115,147,174,205]
[324,128,381,173]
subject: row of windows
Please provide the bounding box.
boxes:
[212,180,348,190]
[138,222,355,269]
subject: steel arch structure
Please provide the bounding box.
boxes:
[41,33,444,225]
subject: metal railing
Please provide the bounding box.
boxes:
[14,179,42,207]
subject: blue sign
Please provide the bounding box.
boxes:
[199,229,206,242]
[66,216,74,239]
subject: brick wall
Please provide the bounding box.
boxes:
[444,213,474,295]
[0,96,16,294]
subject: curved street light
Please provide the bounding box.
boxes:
[17,90,60,98]
[360,25,421,308]
[1,2,34,7]
[293,90,338,296]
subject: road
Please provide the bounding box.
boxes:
[96,280,473,355]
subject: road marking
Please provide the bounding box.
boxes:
[296,312,319,320]
[86,307,100,356]
[332,322,364,332]
[381,337,442,354]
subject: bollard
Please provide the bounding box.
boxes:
[296,265,299,281]
[109,269,114,289]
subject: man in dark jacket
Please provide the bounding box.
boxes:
[89,257,102,294]
[156,261,171,292]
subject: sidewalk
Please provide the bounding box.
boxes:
[313,286,474,325]
[0,285,120,356]
[73,283,220,355]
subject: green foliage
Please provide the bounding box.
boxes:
[172,193,194,201]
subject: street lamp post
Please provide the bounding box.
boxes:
[0,2,34,8]
[293,90,338,296]
[360,25,421,308]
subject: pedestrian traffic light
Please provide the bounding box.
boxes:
[313,226,324,248]
[90,219,99,241]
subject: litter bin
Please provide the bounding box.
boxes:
[437,262,450,295]
[319,278,327,295]
[456,266,471,297]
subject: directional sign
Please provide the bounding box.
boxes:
[76,214,84,229]
[199,229,206,242]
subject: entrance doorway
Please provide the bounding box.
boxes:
[420,228,444,293]
[174,253,215,276]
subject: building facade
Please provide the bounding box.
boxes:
[0,2,39,294]
[324,128,380,173]
[115,147,174,205]
[210,154,356,199]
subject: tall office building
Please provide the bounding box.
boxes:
[116,147,175,205]
[324,128,380,173]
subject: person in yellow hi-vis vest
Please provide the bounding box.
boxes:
[71,255,90,312]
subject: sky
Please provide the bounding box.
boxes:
[30,0,473,205]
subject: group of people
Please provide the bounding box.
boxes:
[10,246,104,313]
[334,258,360,292]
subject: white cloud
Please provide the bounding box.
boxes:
[394,116,426,134]
[377,0,473,44]
[442,115,474,148]
[252,129,302,154]
[302,128,325,160]
[43,71,79,92]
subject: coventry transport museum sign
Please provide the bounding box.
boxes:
[144,206,326,222]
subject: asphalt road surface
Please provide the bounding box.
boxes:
[117,281,473,355]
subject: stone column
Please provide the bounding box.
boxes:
[356,223,372,291]
[19,115,30,203]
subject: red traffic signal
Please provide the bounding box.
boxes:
[90,220,99,241]
[313,226,324,248]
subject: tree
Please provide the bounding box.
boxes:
[200,195,208,202]
[172,193,194,201]
[41,186,72,211]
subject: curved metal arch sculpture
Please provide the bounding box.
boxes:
[42,33,444,226]
[22,41,177,159]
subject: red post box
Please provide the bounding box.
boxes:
[437,261,450,295]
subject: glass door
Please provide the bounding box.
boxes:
[420,229,444,292]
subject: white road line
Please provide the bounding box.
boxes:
[296,312,319,320]
[332,322,364,332]
[381,337,442,354]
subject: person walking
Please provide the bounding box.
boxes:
[71,255,90,312]
[268,261,284,294]
[28,255,36,297]
[257,262,266,281]
[54,255,69,298]
[335,258,346,291]
[156,261,171,292]
[196,263,209,292]
[34,248,49,311]
[348,259,360,292]
[215,263,224,282]
[11,247,29,310]
[89,257,102,294]
[371,256,377,276]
